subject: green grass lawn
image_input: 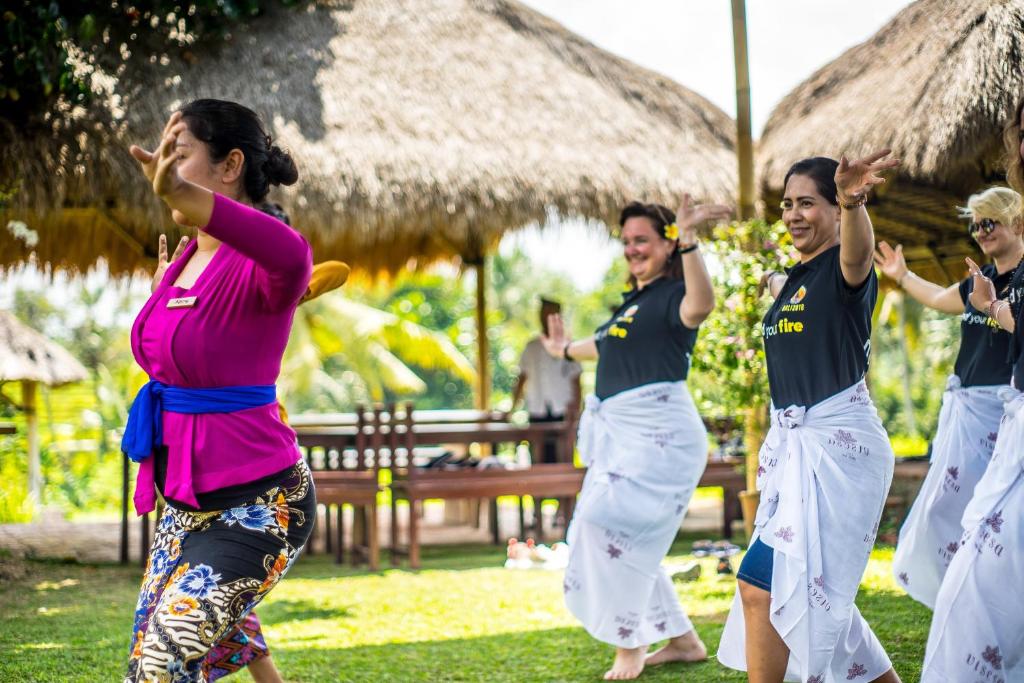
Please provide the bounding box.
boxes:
[0,539,930,682]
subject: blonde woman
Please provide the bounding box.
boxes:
[880,187,1024,609]
[922,97,1024,682]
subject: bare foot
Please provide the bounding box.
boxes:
[644,629,707,666]
[604,646,648,680]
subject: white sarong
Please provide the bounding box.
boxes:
[892,375,1003,608]
[717,381,894,683]
[922,387,1024,682]
[564,381,707,648]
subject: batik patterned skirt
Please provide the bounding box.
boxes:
[125,459,315,683]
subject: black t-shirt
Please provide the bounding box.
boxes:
[1011,263,1024,390]
[763,245,877,408]
[1014,307,1024,391]
[955,264,1018,387]
[594,277,698,399]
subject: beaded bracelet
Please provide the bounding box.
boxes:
[837,193,867,210]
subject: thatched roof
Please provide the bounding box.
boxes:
[758,0,1024,284]
[1,0,736,277]
[0,311,88,386]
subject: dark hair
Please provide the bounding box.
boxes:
[783,157,840,205]
[618,201,683,285]
[257,201,291,225]
[1004,96,1024,194]
[179,99,298,203]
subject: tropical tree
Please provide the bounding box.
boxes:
[281,294,477,413]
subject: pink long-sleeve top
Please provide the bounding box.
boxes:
[130,193,313,515]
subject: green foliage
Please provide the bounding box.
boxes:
[1,1,306,124]
[1,283,144,521]
[690,219,792,417]
[870,296,959,445]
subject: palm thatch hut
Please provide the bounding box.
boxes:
[0,311,88,510]
[1,0,736,406]
[757,0,1024,284]
[1,0,735,275]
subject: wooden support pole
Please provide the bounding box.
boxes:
[22,381,40,512]
[731,0,755,220]
[474,259,490,410]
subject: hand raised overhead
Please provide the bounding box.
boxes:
[674,193,732,244]
[835,149,900,201]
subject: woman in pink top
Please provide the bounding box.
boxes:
[123,99,315,683]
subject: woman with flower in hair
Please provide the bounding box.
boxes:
[541,195,730,680]
[922,95,1024,682]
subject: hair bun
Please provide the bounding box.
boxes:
[265,145,299,186]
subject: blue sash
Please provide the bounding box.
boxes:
[121,380,277,463]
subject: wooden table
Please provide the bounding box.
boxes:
[0,422,15,435]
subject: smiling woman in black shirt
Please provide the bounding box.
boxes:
[717,152,903,683]
[541,194,729,681]
[876,186,1024,611]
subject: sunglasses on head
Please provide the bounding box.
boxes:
[968,218,998,238]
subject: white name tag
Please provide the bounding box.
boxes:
[167,296,198,309]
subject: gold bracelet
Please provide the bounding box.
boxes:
[837,193,867,210]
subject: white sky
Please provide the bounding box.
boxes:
[506,0,914,289]
[4,1,916,300]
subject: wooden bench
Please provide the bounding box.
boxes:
[385,405,584,569]
[299,407,383,570]
[390,463,586,569]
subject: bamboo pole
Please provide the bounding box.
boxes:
[474,259,490,410]
[731,0,755,220]
[23,380,40,511]
[733,0,760,538]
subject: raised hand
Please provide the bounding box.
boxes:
[152,234,190,293]
[873,241,908,282]
[675,193,732,243]
[540,312,571,359]
[835,149,900,201]
[129,112,215,228]
[130,112,199,225]
[965,257,997,312]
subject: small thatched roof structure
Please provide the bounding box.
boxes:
[1,0,736,277]
[758,0,1024,284]
[0,311,88,386]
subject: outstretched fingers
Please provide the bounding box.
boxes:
[965,257,983,277]
[129,145,154,164]
[171,236,189,262]
[859,148,893,165]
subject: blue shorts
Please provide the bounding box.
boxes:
[736,537,774,591]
